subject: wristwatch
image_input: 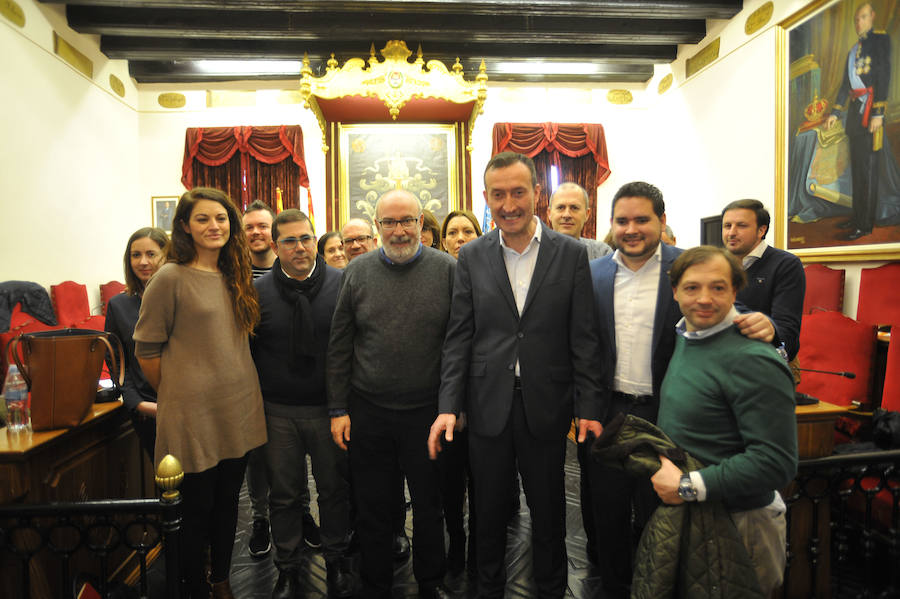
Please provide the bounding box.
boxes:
[678,473,698,502]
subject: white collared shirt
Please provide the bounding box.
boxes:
[742,240,767,269]
[500,217,542,376]
[611,243,662,396]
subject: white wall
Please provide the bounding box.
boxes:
[0,2,139,312]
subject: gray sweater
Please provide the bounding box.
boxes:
[327,246,456,411]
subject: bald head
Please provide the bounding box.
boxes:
[376,190,423,264]
[341,218,376,261]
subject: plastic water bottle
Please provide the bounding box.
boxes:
[4,365,30,434]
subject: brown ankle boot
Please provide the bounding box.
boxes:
[209,579,235,599]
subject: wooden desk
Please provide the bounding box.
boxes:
[795,400,849,459]
[0,401,154,598]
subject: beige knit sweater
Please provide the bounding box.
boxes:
[134,263,266,473]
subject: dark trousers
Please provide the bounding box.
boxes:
[847,98,881,232]
[437,428,477,571]
[469,388,567,599]
[349,396,446,598]
[579,395,659,599]
[264,403,350,568]
[179,453,249,599]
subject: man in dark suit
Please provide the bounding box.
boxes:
[722,199,805,362]
[583,183,775,598]
[429,152,604,599]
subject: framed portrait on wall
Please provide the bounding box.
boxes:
[775,0,900,261]
[151,196,179,234]
[336,123,460,231]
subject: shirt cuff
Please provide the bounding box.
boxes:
[328,408,348,417]
[690,471,708,502]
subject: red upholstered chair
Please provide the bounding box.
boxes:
[856,263,900,327]
[880,336,900,412]
[51,281,91,328]
[797,311,877,407]
[99,281,126,316]
[802,264,844,314]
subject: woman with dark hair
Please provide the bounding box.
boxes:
[104,227,168,461]
[135,187,266,599]
[421,209,442,250]
[441,210,482,259]
[438,209,483,578]
[317,231,348,269]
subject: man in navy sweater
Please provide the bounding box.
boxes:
[722,199,805,361]
[252,209,353,599]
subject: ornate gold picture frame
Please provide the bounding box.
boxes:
[337,123,460,230]
[775,0,900,262]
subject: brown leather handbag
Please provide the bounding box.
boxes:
[9,329,124,431]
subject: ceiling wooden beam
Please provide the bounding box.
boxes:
[48,0,742,20]
[67,6,707,45]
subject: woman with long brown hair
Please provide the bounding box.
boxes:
[135,187,266,599]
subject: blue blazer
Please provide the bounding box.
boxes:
[589,243,683,422]
[439,223,605,440]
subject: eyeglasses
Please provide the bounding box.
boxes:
[343,235,373,245]
[377,216,420,231]
[276,235,316,249]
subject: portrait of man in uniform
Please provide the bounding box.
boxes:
[785,0,900,254]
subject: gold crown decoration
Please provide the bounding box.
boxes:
[804,94,829,122]
[299,41,488,153]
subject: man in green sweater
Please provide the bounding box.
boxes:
[652,245,798,594]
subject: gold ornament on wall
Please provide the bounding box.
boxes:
[1,0,25,27]
[745,2,773,36]
[607,90,633,105]
[686,38,720,79]
[158,93,186,109]
[299,41,488,152]
[109,74,125,98]
[657,74,673,95]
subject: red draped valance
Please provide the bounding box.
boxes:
[491,123,611,185]
[181,125,310,206]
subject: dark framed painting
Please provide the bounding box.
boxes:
[776,0,900,261]
[151,196,178,234]
[337,123,460,231]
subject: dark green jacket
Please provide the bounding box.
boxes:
[591,413,765,599]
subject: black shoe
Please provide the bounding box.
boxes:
[419,585,452,599]
[249,518,271,558]
[392,531,411,562]
[836,219,857,229]
[326,557,355,598]
[844,228,872,240]
[303,512,322,549]
[271,568,300,599]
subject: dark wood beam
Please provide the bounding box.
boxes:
[50,0,742,20]
[101,36,676,63]
[67,6,707,45]
[128,59,654,84]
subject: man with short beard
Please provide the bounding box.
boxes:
[244,201,277,279]
[328,189,455,599]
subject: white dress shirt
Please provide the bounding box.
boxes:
[742,240,767,269]
[611,243,662,396]
[500,217,542,376]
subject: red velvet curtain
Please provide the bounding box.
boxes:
[492,123,611,239]
[182,125,309,210]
